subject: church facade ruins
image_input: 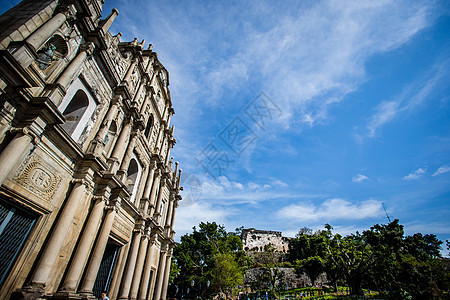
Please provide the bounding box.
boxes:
[0,1,181,299]
[241,228,290,252]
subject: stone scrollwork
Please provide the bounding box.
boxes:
[80,42,95,56]
[13,154,62,201]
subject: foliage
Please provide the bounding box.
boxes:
[171,222,251,299]
[211,253,244,298]
[287,219,449,298]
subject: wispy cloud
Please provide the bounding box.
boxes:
[112,0,442,132]
[403,168,426,181]
[194,175,322,205]
[277,198,383,222]
[366,59,450,138]
[353,174,369,183]
[433,165,450,176]
[174,201,232,237]
[405,221,450,235]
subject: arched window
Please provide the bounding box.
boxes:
[58,78,98,143]
[144,114,154,140]
[126,156,142,204]
[61,90,89,135]
[126,159,139,192]
[104,121,117,155]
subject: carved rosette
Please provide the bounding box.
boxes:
[13,154,62,201]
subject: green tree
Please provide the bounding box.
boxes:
[211,253,244,299]
[171,222,250,299]
[290,226,334,289]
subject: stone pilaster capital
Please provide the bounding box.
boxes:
[55,4,76,19]
[154,168,162,178]
[72,178,94,191]
[133,219,145,233]
[144,224,152,237]
[169,193,176,202]
[10,126,40,144]
[149,160,158,170]
[92,195,108,204]
[123,116,133,127]
[106,197,122,211]
[80,42,95,56]
[140,158,149,169]
[160,242,169,253]
[111,95,123,106]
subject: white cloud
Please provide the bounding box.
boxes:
[194,175,321,205]
[367,100,401,138]
[174,201,231,238]
[277,198,383,222]
[403,168,426,181]
[405,221,450,235]
[353,174,369,183]
[365,59,450,138]
[432,165,450,177]
[113,0,441,134]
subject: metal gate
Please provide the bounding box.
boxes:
[92,242,120,297]
[0,200,37,286]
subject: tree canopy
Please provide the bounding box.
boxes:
[171,222,250,299]
[288,219,448,298]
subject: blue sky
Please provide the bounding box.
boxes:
[1,1,449,250]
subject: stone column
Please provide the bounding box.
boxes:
[147,169,161,216]
[30,179,91,287]
[123,59,137,83]
[140,161,157,216]
[133,79,146,105]
[78,199,121,294]
[160,249,173,300]
[153,245,168,300]
[91,96,121,155]
[170,200,179,232]
[138,238,155,300]
[158,129,167,157]
[108,118,132,173]
[153,177,166,222]
[56,43,95,95]
[118,224,144,299]
[164,194,175,228]
[61,196,106,292]
[154,123,165,153]
[129,229,150,299]
[164,138,175,165]
[139,87,152,115]
[26,11,70,51]
[134,162,149,205]
[0,130,33,186]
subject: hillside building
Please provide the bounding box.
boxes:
[241,229,290,252]
[0,1,181,299]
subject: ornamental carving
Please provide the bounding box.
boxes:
[13,154,62,201]
[107,41,130,79]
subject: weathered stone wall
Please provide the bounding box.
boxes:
[244,268,327,290]
[241,229,290,252]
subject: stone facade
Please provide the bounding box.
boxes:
[241,229,290,252]
[0,1,181,300]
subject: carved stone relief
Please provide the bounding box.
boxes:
[13,154,62,201]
